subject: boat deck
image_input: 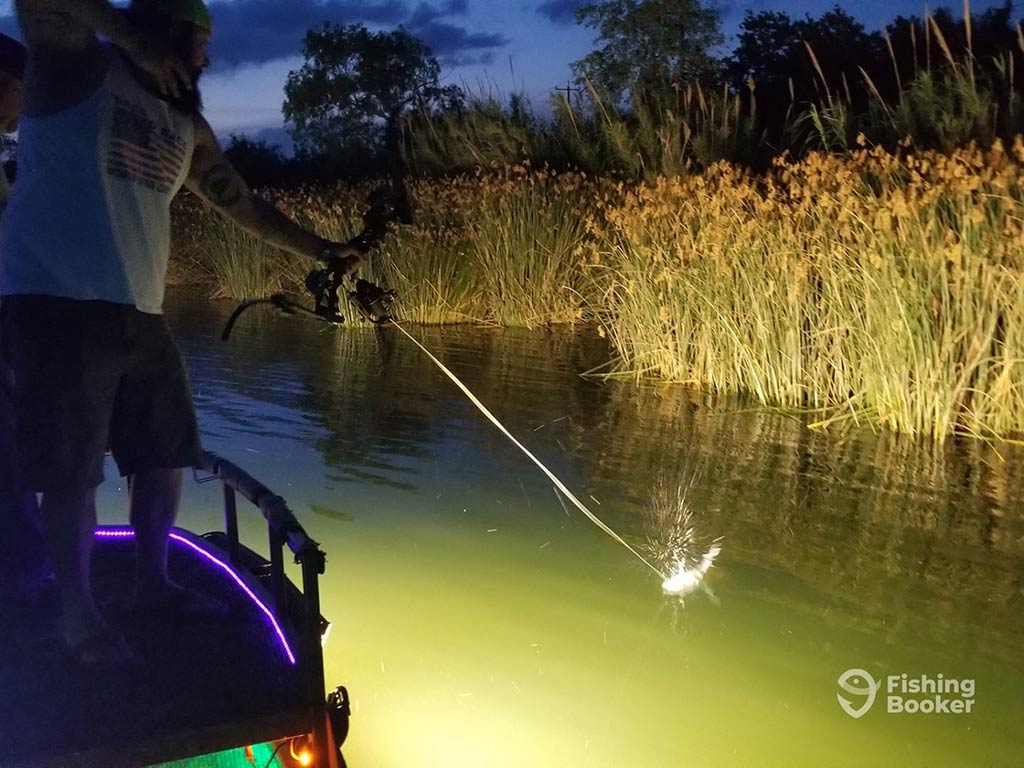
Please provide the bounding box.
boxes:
[0,528,308,768]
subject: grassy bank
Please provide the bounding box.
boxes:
[171,139,1024,440]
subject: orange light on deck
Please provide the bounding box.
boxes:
[288,738,314,766]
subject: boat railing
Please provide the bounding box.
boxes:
[194,449,333,758]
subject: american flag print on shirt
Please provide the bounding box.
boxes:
[106,95,188,194]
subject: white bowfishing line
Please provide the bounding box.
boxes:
[389,320,722,594]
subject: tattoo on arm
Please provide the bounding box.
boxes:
[199,163,243,208]
[187,118,323,258]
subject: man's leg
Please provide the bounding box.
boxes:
[13,491,51,592]
[4,297,128,661]
[39,486,100,642]
[128,467,182,595]
[128,465,224,616]
[41,486,132,662]
[112,311,203,606]
[0,491,51,603]
[0,326,52,605]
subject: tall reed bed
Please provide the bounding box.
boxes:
[595,138,1024,439]
[172,168,612,326]
[171,139,1024,440]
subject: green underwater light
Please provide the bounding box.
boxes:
[150,742,281,767]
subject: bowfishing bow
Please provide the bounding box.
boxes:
[220,184,413,341]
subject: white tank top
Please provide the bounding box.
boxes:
[0,45,194,314]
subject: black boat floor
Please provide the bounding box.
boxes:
[0,529,306,767]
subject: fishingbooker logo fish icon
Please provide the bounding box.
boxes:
[837,669,879,719]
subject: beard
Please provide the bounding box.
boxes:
[121,54,204,116]
[117,11,206,117]
[122,55,203,115]
[163,29,205,115]
[160,68,204,116]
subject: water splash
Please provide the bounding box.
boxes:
[662,542,721,595]
[644,479,723,598]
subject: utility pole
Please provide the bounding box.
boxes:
[554,79,583,105]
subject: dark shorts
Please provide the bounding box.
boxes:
[0,295,202,491]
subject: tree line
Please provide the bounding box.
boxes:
[227,1,1024,184]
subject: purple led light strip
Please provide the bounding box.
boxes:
[94,527,297,665]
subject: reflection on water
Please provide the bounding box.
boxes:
[98,289,1023,767]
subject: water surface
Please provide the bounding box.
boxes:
[97,290,1024,767]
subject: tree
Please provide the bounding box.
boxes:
[224,135,291,188]
[571,0,723,103]
[725,10,800,95]
[884,3,1020,84]
[724,7,882,146]
[727,7,880,97]
[724,3,1023,151]
[283,24,463,162]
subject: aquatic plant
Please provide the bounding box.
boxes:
[172,170,610,327]
[169,139,1024,441]
[595,138,1024,439]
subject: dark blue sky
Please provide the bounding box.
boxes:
[0,1,1017,145]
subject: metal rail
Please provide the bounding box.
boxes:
[195,450,333,763]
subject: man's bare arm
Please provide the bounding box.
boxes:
[17,0,139,51]
[185,116,362,267]
[15,0,191,101]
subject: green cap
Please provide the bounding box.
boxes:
[132,0,212,32]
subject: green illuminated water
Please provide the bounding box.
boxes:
[100,292,1024,767]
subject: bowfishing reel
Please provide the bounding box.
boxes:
[303,257,348,325]
[349,278,398,324]
[301,185,409,325]
[300,260,398,326]
[221,184,412,341]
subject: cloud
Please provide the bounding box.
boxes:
[536,0,584,25]
[407,0,469,26]
[206,0,407,69]
[0,0,508,73]
[434,50,495,67]
[402,1,507,65]
[210,0,505,71]
[409,20,506,62]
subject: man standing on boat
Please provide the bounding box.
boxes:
[0,0,362,663]
[0,32,56,617]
